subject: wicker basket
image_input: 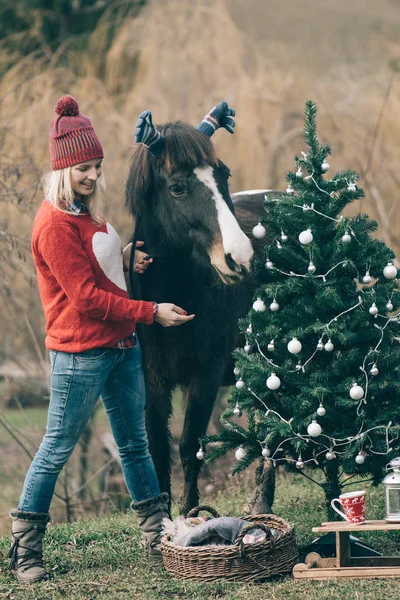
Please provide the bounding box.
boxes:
[161,505,298,582]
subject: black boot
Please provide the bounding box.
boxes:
[8,509,50,583]
[131,493,170,561]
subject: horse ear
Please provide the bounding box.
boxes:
[133,110,164,157]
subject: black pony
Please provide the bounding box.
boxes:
[126,119,267,514]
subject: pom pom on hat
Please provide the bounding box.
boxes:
[50,95,103,170]
[55,95,79,117]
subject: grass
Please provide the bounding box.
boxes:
[0,473,399,599]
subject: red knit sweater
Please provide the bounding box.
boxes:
[32,201,154,352]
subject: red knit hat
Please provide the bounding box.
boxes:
[49,95,104,170]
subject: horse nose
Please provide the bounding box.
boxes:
[225,253,249,278]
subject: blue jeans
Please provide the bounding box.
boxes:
[18,344,160,514]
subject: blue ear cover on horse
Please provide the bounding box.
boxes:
[197,102,236,137]
[134,110,164,157]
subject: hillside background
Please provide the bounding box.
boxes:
[0,0,399,529]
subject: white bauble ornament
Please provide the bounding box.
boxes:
[317,404,326,417]
[233,404,242,417]
[386,300,394,311]
[308,261,316,274]
[287,337,302,354]
[324,340,334,352]
[281,231,288,242]
[265,259,274,270]
[307,419,322,437]
[235,446,247,461]
[342,231,351,244]
[270,299,280,312]
[355,453,365,465]
[350,383,364,400]
[196,448,205,460]
[370,364,379,376]
[236,378,245,390]
[253,298,266,312]
[266,373,281,390]
[326,451,336,460]
[363,271,372,284]
[244,343,252,354]
[295,168,303,178]
[321,161,330,172]
[383,262,398,279]
[262,447,271,458]
[369,303,378,316]
[233,366,240,376]
[317,339,324,351]
[296,458,304,469]
[252,223,266,239]
[299,228,313,245]
[347,183,356,192]
[267,341,275,352]
[286,186,294,195]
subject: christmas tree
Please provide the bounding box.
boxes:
[201,101,400,517]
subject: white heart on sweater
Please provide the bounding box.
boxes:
[92,223,127,291]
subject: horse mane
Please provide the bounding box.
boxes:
[125,121,218,217]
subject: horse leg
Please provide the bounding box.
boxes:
[179,367,225,515]
[145,379,174,501]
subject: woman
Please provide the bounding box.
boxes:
[8,95,194,584]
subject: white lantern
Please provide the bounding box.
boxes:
[287,337,302,354]
[299,228,313,245]
[253,298,266,312]
[252,223,266,239]
[383,457,400,523]
[266,373,281,390]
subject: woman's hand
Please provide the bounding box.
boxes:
[155,304,195,327]
[123,241,153,274]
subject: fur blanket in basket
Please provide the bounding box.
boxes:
[162,515,278,547]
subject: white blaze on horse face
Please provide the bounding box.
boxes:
[194,166,253,278]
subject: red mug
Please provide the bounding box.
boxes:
[331,490,366,524]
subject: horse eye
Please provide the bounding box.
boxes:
[170,185,186,197]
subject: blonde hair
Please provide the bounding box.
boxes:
[43,167,106,225]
